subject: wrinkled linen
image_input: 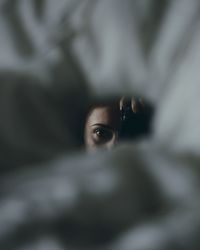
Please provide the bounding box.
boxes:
[0,0,200,249]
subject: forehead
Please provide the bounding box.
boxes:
[87,104,121,129]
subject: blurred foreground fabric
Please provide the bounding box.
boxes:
[0,0,200,249]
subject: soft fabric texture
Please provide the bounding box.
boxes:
[0,1,200,249]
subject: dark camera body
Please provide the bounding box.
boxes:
[120,98,154,140]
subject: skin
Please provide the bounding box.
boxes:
[84,103,121,150]
[84,97,153,150]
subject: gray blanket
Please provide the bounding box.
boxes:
[0,0,200,249]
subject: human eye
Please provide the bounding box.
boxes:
[92,126,114,145]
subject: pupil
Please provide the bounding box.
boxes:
[95,128,112,141]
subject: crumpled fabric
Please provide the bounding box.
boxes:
[0,0,200,249]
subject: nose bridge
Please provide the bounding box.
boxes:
[106,131,119,149]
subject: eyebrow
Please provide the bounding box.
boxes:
[91,123,114,130]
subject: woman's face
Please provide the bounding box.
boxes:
[84,97,153,150]
[84,102,121,150]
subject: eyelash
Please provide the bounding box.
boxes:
[93,127,114,143]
